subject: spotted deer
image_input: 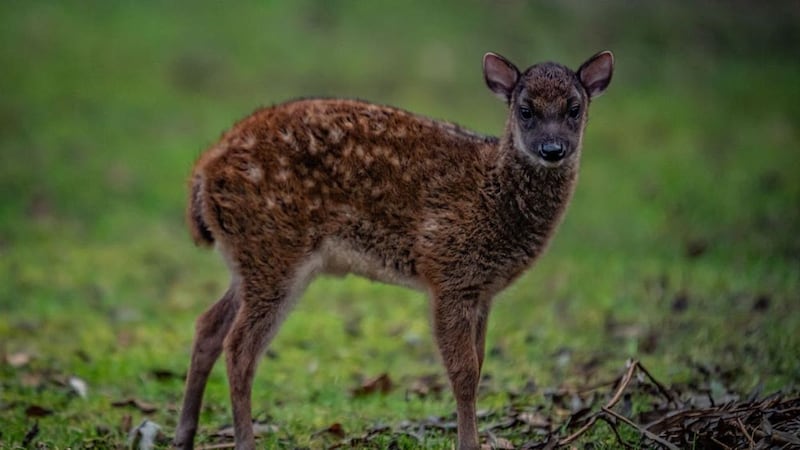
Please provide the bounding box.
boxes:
[173,50,614,450]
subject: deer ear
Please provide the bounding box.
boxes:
[483,52,520,103]
[578,51,614,99]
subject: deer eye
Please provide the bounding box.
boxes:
[568,104,581,119]
[518,106,532,120]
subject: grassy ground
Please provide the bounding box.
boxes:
[1,1,798,448]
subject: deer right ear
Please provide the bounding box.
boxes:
[578,51,614,99]
[483,52,520,104]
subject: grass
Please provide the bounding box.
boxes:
[1,1,798,448]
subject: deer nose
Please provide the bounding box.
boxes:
[538,141,566,162]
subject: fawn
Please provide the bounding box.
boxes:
[174,50,613,450]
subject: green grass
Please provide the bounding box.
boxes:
[1,1,798,448]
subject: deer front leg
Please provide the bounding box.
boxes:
[432,291,484,450]
[174,284,239,449]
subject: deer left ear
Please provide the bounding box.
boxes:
[578,51,614,99]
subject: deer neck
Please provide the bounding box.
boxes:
[483,135,579,250]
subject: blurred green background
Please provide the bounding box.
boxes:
[1,1,798,448]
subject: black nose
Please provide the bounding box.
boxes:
[538,141,566,162]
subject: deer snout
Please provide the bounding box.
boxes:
[538,141,566,162]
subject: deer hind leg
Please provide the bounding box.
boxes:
[174,283,240,449]
[474,299,491,374]
[224,254,319,450]
[432,290,485,450]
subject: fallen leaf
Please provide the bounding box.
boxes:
[21,372,44,388]
[213,422,278,438]
[112,398,158,414]
[6,351,33,368]
[488,344,506,359]
[120,414,133,433]
[196,444,237,450]
[117,330,135,347]
[752,294,770,312]
[323,422,346,439]
[150,368,184,382]
[351,373,393,397]
[127,419,161,450]
[483,436,514,449]
[344,315,362,337]
[25,405,53,417]
[605,316,645,340]
[639,329,660,354]
[518,411,550,429]
[75,349,92,363]
[26,192,54,221]
[671,292,689,313]
[407,374,445,398]
[684,238,708,259]
[523,379,538,394]
[552,347,572,368]
[69,376,88,398]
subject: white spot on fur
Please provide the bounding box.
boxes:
[245,163,263,182]
[279,128,295,145]
[205,141,228,161]
[308,133,319,155]
[231,133,257,150]
[329,126,344,143]
[436,120,489,142]
[421,217,440,234]
[371,121,386,135]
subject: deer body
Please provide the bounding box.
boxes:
[175,51,613,450]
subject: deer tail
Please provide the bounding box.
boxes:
[187,174,215,247]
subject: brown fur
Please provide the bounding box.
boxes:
[174,51,613,450]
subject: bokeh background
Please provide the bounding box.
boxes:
[1,1,798,447]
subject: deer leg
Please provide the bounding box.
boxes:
[224,265,310,450]
[174,284,240,449]
[432,291,482,450]
[474,299,491,375]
